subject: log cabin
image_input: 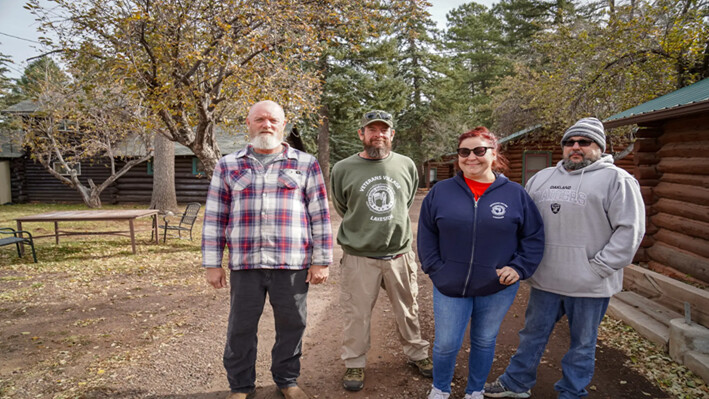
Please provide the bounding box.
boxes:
[1,100,247,204]
[602,80,709,373]
[421,124,635,188]
[604,77,709,287]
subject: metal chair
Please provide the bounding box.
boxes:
[0,227,37,263]
[159,202,201,243]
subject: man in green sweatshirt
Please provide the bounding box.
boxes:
[330,110,432,392]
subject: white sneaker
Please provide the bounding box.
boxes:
[464,391,484,399]
[428,386,450,399]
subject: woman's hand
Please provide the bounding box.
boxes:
[496,266,520,285]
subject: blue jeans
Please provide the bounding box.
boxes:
[224,269,309,393]
[499,287,610,399]
[432,283,519,394]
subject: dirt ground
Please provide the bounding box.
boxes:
[0,194,676,399]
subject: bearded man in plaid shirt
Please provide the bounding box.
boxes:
[202,100,332,399]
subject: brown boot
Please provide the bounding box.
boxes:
[410,357,433,378]
[226,392,252,399]
[342,367,365,391]
[279,385,309,399]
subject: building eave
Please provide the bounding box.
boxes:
[604,100,709,129]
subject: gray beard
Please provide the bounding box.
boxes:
[251,134,281,150]
[563,158,593,171]
[364,144,391,159]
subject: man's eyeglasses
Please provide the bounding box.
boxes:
[457,146,494,157]
[364,111,392,121]
[562,139,593,147]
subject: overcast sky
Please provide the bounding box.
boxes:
[0,0,496,79]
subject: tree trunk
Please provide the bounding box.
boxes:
[150,133,178,212]
[72,181,102,208]
[85,190,102,208]
[287,126,306,151]
[317,103,331,197]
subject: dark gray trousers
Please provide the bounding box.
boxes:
[224,269,308,393]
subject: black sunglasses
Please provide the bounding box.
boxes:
[364,111,392,121]
[457,146,494,157]
[562,139,593,147]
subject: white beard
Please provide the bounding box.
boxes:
[251,133,282,150]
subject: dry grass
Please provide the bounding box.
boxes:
[1,203,201,274]
[0,203,208,398]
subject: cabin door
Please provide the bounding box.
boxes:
[523,151,552,185]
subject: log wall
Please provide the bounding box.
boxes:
[10,157,28,203]
[501,137,562,184]
[11,156,209,205]
[500,135,635,185]
[19,158,118,204]
[114,157,209,203]
[635,114,709,284]
[423,154,457,188]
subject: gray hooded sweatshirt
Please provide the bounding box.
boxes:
[524,154,645,297]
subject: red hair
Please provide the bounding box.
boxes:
[456,126,509,174]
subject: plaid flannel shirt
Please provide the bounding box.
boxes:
[202,144,333,270]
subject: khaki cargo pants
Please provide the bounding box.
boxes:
[340,251,430,368]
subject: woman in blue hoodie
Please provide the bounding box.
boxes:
[418,127,545,399]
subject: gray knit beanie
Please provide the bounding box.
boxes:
[561,117,606,152]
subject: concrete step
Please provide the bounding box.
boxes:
[614,290,683,326]
[685,351,709,384]
[607,296,669,348]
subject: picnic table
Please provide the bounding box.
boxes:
[16,209,159,255]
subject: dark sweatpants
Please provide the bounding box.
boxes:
[224,268,309,393]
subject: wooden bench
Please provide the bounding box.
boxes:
[0,227,37,263]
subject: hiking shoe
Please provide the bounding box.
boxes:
[483,378,531,398]
[279,385,309,399]
[427,386,450,399]
[410,357,433,378]
[342,368,364,391]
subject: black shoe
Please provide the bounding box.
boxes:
[483,378,531,398]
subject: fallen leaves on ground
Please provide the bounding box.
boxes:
[599,316,709,399]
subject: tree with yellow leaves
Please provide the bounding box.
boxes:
[29,0,386,178]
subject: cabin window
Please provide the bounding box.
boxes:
[192,158,206,177]
[429,168,438,184]
[146,159,153,175]
[53,162,81,176]
[522,151,551,185]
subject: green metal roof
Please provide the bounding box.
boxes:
[499,124,542,144]
[604,78,709,128]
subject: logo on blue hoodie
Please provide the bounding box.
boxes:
[490,202,508,219]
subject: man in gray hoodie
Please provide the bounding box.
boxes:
[484,117,645,399]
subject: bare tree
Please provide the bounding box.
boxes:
[21,66,153,208]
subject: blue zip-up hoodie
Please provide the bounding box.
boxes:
[418,172,545,297]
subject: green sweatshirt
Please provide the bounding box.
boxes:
[330,152,419,257]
